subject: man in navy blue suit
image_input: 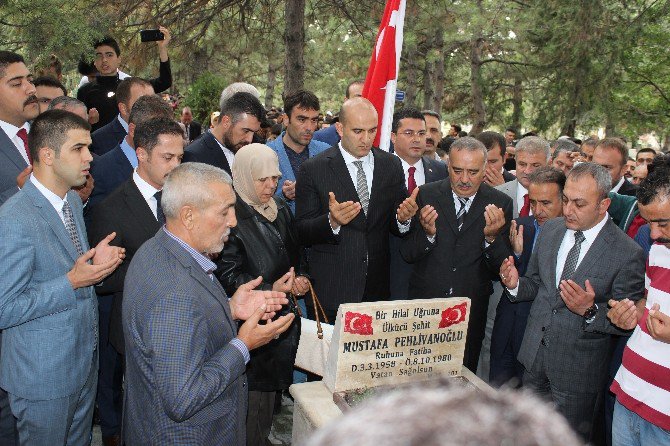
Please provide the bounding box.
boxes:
[489,166,565,387]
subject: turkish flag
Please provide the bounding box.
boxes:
[439,302,468,329]
[362,0,406,151]
[344,311,374,336]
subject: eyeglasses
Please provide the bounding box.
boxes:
[397,130,427,138]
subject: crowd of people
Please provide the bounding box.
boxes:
[0,30,669,446]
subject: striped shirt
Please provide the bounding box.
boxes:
[611,242,670,430]
[163,227,250,364]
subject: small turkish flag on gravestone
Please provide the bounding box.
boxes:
[362,0,406,152]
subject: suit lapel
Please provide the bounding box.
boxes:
[460,185,489,233]
[0,130,29,171]
[422,157,438,183]
[206,133,231,175]
[328,148,359,204]
[123,180,160,240]
[437,181,459,235]
[368,149,392,222]
[549,220,568,296]
[572,219,614,280]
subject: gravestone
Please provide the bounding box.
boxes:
[323,297,470,393]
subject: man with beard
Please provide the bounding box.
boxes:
[183,92,264,176]
[422,110,443,161]
[267,90,329,214]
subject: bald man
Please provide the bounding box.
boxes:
[295,98,419,321]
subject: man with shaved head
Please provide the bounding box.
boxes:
[295,97,419,321]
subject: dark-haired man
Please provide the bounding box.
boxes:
[87,117,184,445]
[389,107,447,300]
[77,30,172,131]
[90,77,155,156]
[0,110,124,444]
[33,76,67,113]
[635,147,656,167]
[267,90,329,214]
[550,139,580,176]
[592,137,638,196]
[312,80,364,146]
[476,131,516,186]
[183,92,265,176]
[422,110,442,160]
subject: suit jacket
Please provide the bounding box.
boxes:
[617,178,638,197]
[0,181,97,400]
[312,124,340,147]
[495,179,520,218]
[182,132,232,176]
[510,217,645,391]
[185,121,202,142]
[0,129,28,206]
[87,177,160,354]
[266,133,330,214]
[295,146,408,316]
[90,117,126,156]
[503,169,516,182]
[400,180,513,370]
[389,156,448,300]
[88,144,133,210]
[123,229,247,445]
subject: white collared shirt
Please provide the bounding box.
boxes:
[339,142,374,195]
[452,191,477,216]
[132,170,160,219]
[0,119,30,165]
[213,137,236,171]
[29,175,67,225]
[611,177,625,194]
[554,212,609,287]
[396,156,425,189]
[516,182,531,216]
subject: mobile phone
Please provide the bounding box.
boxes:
[140,29,165,42]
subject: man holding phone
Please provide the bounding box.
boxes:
[77,27,172,131]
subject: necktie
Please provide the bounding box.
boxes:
[353,161,369,215]
[519,193,530,217]
[456,196,469,231]
[154,191,166,225]
[407,166,417,195]
[62,201,84,256]
[185,124,190,141]
[559,230,586,285]
[16,128,32,165]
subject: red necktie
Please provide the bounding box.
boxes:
[16,128,32,165]
[407,166,417,195]
[519,193,530,217]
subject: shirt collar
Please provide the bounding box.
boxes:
[452,190,477,207]
[30,174,67,208]
[396,155,424,174]
[0,119,29,139]
[132,169,160,203]
[338,142,374,166]
[611,177,625,193]
[117,115,129,133]
[120,138,138,168]
[518,182,528,195]
[213,136,234,156]
[162,227,217,275]
[568,212,610,244]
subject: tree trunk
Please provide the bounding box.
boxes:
[430,31,445,114]
[469,37,486,135]
[404,44,418,107]
[422,57,434,110]
[283,0,305,95]
[265,58,278,108]
[511,75,522,130]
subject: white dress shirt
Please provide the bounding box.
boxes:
[396,156,425,189]
[30,175,67,225]
[516,182,531,216]
[132,170,161,220]
[611,177,625,194]
[214,137,236,171]
[0,120,31,165]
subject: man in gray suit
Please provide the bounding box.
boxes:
[123,162,295,445]
[499,163,645,442]
[0,110,125,444]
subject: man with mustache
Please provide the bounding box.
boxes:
[422,110,443,161]
[183,92,265,177]
[401,137,513,372]
[0,110,125,444]
[267,89,329,214]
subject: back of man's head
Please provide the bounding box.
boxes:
[219,82,260,110]
[128,95,173,126]
[29,109,91,163]
[116,77,153,107]
[220,92,265,125]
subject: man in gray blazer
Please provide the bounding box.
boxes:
[0,110,125,444]
[122,162,294,445]
[499,163,645,442]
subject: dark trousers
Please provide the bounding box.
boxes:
[96,295,123,437]
[0,332,17,446]
[246,391,275,446]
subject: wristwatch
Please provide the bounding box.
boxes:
[583,303,598,323]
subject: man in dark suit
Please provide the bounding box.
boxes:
[180,106,202,142]
[183,92,265,176]
[88,94,174,210]
[489,167,565,387]
[89,78,154,156]
[499,163,645,441]
[400,137,513,372]
[592,137,638,197]
[122,162,294,444]
[477,131,516,187]
[295,97,419,322]
[388,107,447,300]
[87,117,184,446]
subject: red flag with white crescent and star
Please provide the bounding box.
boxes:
[362,0,406,152]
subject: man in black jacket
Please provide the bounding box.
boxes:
[401,137,513,372]
[77,30,172,131]
[87,117,184,446]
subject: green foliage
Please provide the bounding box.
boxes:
[183,72,228,124]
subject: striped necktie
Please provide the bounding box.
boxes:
[353,160,369,215]
[456,196,469,231]
[62,201,84,256]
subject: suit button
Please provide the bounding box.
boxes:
[452,267,456,272]
[552,309,557,314]
[541,338,547,346]
[541,327,545,332]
